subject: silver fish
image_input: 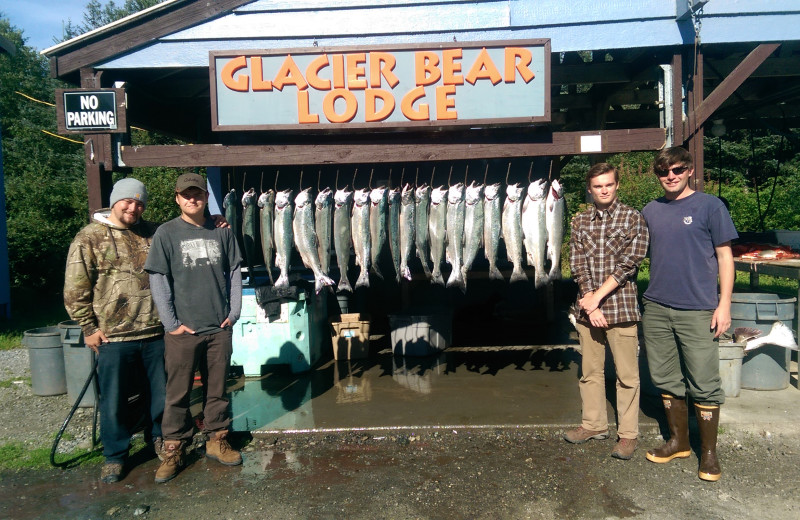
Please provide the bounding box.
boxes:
[293,188,335,294]
[483,183,504,281]
[315,188,333,276]
[351,189,371,289]
[273,189,294,290]
[743,321,798,352]
[399,184,416,282]
[257,190,275,285]
[545,179,565,281]
[241,188,258,279]
[387,187,402,282]
[445,183,466,292]
[333,188,354,292]
[522,179,549,288]
[223,189,240,249]
[502,183,528,283]
[462,182,484,285]
[428,185,448,286]
[369,186,388,280]
[414,185,432,279]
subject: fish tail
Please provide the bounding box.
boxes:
[355,268,370,289]
[370,265,384,280]
[431,268,445,286]
[338,275,353,293]
[510,265,528,283]
[548,266,562,281]
[446,267,464,291]
[488,265,504,281]
[315,274,336,295]
[534,272,549,289]
[266,266,275,285]
[275,272,289,290]
[400,265,412,282]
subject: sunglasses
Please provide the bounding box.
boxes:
[655,165,689,177]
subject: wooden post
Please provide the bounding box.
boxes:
[686,48,704,192]
[80,68,114,214]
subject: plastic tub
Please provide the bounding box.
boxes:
[58,320,97,407]
[730,293,796,390]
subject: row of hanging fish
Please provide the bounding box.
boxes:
[224,179,565,294]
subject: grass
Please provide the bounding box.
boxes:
[0,377,30,389]
[0,442,104,470]
[0,287,69,350]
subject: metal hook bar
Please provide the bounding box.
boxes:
[352,168,358,189]
[483,163,489,185]
[505,163,511,185]
[464,164,469,185]
[527,161,533,183]
[274,169,280,192]
[448,165,453,187]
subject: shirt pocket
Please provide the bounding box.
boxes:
[579,229,599,257]
[606,227,629,255]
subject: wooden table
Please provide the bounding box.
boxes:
[733,257,800,341]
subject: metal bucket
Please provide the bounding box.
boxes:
[22,327,67,396]
[718,343,744,398]
[58,320,97,407]
[730,293,796,390]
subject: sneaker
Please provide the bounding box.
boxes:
[205,430,242,466]
[154,440,184,484]
[563,426,609,444]
[611,438,638,460]
[100,462,123,484]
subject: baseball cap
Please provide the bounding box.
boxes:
[175,173,207,193]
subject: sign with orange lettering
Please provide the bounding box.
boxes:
[210,40,550,131]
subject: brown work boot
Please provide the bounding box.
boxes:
[153,436,164,462]
[205,430,242,466]
[695,403,722,482]
[154,440,184,483]
[646,394,691,463]
[563,426,609,444]
[611,438,638,460]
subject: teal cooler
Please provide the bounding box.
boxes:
[232,288,328,374]
[730,293,796,391]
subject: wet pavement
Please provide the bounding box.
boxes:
[2,335,799,519]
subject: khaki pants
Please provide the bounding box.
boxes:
[576,321,640,439]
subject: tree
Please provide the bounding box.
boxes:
[62,0,163,41]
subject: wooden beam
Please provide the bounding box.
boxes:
[671,52,684,145]
[120,128,667,167]
[50,0,253,78]
[685,43,780,139]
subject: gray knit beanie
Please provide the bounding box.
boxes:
[109,178,147,208]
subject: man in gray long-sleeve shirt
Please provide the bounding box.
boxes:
[145,172,243,484]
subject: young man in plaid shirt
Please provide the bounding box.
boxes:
[564,162,650,460]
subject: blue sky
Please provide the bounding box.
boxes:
[1,0,90,51]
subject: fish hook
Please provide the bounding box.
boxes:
[400,167,405,188]
[260,171,264,193]
[547,159,553,182]
[429,166,436,187]
[335,169,340,191]
[299,169,304,191]
[274,169,280,192]
[527,161,533,183]
[448,165,453,187]
[505,162,511,185]
[352,168,358,190]
[483,163,489,186]
[464,164,469,186]
[368,168,374,190]
[415,167,419,187]
[317,169,322,193]
[242,170,247,192]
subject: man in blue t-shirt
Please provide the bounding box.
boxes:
[641,147,738,483]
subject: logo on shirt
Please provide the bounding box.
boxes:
[180,238,221,268]
[683,216,693,225]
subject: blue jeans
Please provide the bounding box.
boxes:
[97,336,166,464]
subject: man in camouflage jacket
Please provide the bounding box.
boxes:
[64,178,166,484]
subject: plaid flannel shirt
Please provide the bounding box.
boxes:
[569,199,649,325]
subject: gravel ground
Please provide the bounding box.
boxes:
[0,349,96,453]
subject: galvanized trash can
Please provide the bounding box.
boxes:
[718,343,744,398]
[23,327,67,396]
[58,320,97,407]
[730,293,797,391]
